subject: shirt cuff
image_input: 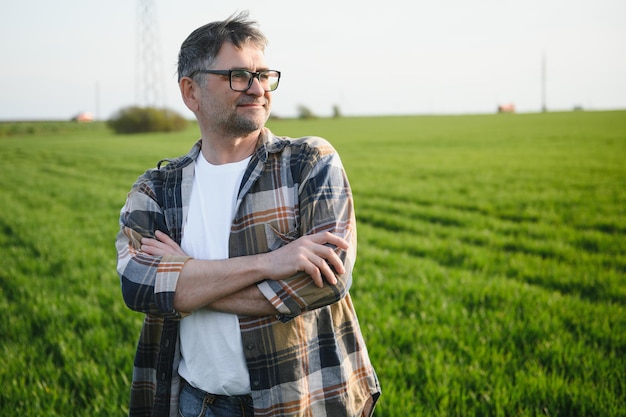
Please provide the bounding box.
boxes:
[257,280,292,315]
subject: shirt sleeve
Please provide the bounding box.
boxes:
[115,173,190,317]
[257,141,357,322]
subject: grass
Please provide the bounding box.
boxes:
[0,111,625,416]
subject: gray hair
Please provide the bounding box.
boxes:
[177,11,268,82]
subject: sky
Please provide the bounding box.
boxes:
[1,0,625,120]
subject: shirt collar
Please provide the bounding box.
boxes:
[254,128,290,163]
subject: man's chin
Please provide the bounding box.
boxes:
[241,111,269,127]
[226,116,267,136]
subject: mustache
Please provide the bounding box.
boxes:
[237,99,266,106]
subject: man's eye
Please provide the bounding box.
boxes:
[231,71,250,80]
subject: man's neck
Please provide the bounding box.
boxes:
[200,129,261,165]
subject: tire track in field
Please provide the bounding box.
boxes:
[355,193,626,305]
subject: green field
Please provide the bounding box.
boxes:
[1,111,625,416]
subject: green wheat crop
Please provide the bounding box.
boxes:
[1,111,624,416]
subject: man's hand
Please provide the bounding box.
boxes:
[263,232,348,288]
[141,230,186,256]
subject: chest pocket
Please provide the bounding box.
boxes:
[261,184,300,251]
[231,184,300,255]
[264,222,299,251]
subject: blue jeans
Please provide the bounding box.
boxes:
[178,380,254,417]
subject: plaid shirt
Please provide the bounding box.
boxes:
[116,128,380,417]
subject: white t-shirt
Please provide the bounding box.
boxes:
[178,153,252,395]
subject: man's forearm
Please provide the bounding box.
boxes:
[206,284,278,316]
[173,255,269,314]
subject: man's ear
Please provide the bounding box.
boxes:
[179,77,200,113]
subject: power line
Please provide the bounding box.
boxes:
[541,50,547,113]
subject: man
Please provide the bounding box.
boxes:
[116,12,380,417]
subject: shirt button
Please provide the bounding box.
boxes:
[246,344,255,350]
[164,339,170,348]
[252,381,260,387]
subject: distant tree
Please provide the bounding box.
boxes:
[332,105,342,118]
[108,106,188,134]
[297,105,317,120]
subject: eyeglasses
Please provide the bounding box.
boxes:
[188,69,281,92]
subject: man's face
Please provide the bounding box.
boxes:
[196,42,272,136]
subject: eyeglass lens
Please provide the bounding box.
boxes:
[230,70,280,92]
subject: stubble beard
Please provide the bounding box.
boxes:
[223,111,267,137]
[206,100,269,138]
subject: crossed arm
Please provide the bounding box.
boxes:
[141,230,348,315]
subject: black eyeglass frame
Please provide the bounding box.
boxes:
[188,69,281,92]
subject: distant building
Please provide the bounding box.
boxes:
[497,104,515,114]
[71,112,94,122]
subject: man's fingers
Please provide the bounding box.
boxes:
[312,232,349,251]
[155,230,175,244]
[140,238,159,255]
[303,234,348,286]
[141,231,187,256]
[319,259,338,286]
[303,258,326,288]
[311,244,345,276]
[323,245,346,275]
[328,234,349,250]
[309,266,324,288]
[303,255,339,288]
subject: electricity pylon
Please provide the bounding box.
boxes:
[136,0,164,108]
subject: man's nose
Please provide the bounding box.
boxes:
[246,76,265,96]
